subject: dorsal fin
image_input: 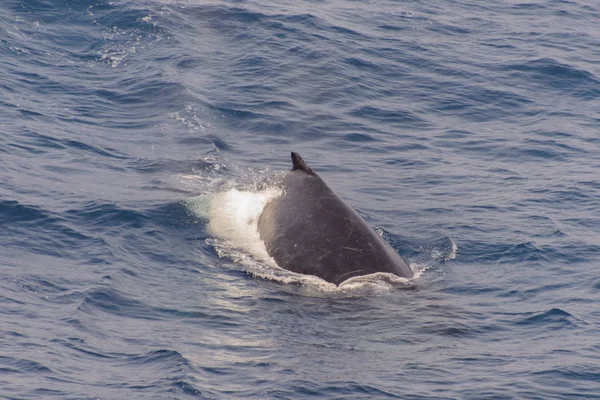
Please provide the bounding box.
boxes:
[291,152,315,175]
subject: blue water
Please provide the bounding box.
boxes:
[1,0,600,398]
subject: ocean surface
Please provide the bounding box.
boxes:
[1,0,599,398]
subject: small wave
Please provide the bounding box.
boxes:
[168,104,214,135]
[88,4,167,69]
[0,199,105,260]
[169,380,202,396]
[516,308,577,329]
[389,233,457,268]
[501,58,600,98]
[124,349,191,368]
[349,105,430,129]
[0,199,49,224]
[464,240,554,265]
[66,201,149,229]
[132,154,226,176]
[77,287,154,319]
[0,355,52,374]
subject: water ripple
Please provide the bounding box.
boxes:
[1,0,599,398]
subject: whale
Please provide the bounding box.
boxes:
[257,152,413,285]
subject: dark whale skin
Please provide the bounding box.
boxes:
[257,152,413,285]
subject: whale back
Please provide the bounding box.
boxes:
[257,153,413,285]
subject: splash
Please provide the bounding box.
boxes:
[183,183,428,295]
[179,159,455,294]
[186,187,282,266]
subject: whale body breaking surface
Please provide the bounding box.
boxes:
[256,152,413,285]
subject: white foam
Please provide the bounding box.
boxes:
[445,237,458,261]
[188,187,282,266]
[168,105,210,133]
